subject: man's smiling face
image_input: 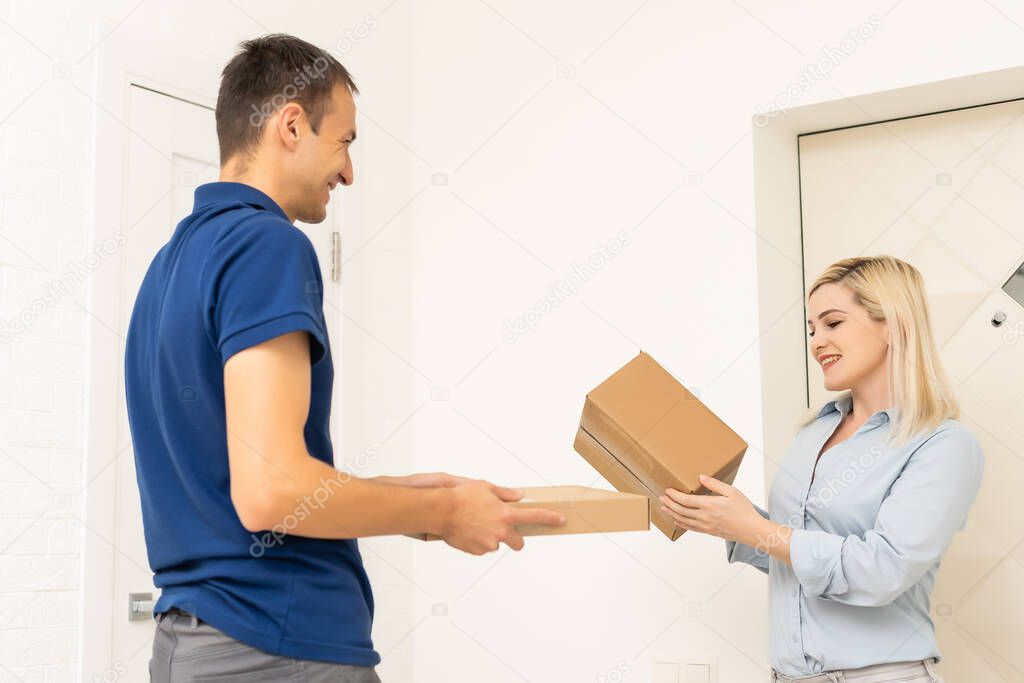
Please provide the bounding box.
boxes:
[288,84,356,224]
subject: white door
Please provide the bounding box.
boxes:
[799,101,1024,681]
[108,84,344,679]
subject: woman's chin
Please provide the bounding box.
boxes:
[823,376,847,393]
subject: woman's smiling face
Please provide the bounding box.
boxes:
[807,282,890,393]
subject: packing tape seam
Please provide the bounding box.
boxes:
[578,425,663,502]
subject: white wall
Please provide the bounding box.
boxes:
[0,2,103,680]
[2,1,1024,681]
[394,2,1024,681]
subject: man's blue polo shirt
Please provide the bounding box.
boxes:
[124,181,378,666]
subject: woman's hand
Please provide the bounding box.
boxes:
[659,474,771,547]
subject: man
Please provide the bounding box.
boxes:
[125,34,564,682]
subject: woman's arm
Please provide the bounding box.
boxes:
[785,426,983,606]
[663,426,984,606]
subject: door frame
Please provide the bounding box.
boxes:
[80,27,227,681]
[751,65,1024,486]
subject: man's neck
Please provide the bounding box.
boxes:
[219,165,295,223]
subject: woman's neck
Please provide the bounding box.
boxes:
[848,363,893,420]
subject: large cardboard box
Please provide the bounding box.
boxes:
[574,352,747,540]
[409,485,649,540]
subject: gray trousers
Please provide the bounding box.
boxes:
[149,609,382,682]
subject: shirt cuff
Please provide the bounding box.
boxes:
[789,528,846,597]
[219,311,326,365]
[725,538,769,572]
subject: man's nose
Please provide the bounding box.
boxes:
[340,158,354,186]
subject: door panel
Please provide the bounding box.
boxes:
[114,85,220,680]
[799,100,1024,681]
[114,85,343,679]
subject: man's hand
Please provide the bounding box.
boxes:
[440,480,566,555]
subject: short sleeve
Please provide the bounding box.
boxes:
[205,219,327,365]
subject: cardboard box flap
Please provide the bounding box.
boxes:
[573,427,683,540]
[583,352,746,494]
[574,426,746,541]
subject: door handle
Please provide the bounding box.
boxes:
[330,231,341,282]
[128,592,155,621]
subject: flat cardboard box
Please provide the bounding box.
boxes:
[574,352,748,540]
[408,486,650,540]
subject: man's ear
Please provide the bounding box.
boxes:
[274,102,304,151]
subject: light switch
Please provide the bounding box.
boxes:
[652,662,679,683]
[653,657,716,683]
[684,663,711,683]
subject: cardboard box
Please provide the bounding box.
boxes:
[409,486,650,540]
[574,352,748,540]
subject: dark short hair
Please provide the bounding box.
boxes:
[216,34,358,164]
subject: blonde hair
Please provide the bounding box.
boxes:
[801,255,959,445]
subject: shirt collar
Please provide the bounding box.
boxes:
[193,182,290,222]
[816,392,896,425]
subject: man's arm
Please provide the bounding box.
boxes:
[224,330,564,555]
[369,473,473,488]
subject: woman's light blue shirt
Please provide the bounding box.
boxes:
[726,394,984,677]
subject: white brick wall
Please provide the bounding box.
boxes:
[0,1,104,680]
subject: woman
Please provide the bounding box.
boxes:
[659,256,984,682]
